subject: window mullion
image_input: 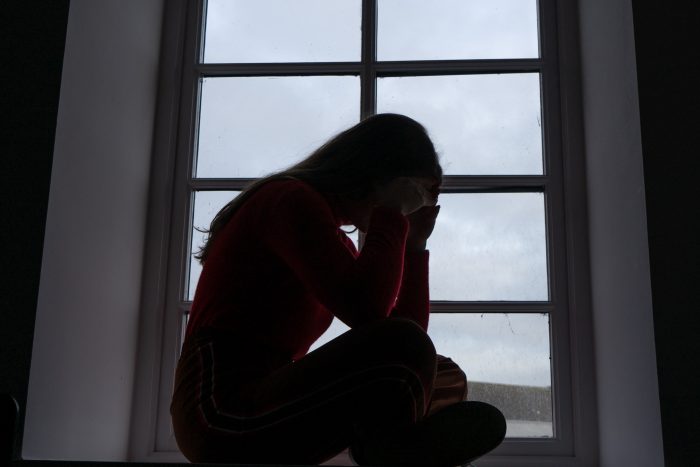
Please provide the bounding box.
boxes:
[190,178,254,191]
[189,177,549,191]
[196,62,363,77]
[430,302,555,313]
[360,0,377,119]
[194,59,542,79]
[440,175,547,192]
[375,58,542,77]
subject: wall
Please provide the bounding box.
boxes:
[577,0,664,465]
[0,1,70,460]
[632,2,700,466]
[22,0,164,460]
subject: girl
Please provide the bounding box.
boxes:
[171,114,505,466]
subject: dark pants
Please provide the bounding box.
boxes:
[171,318,474,465]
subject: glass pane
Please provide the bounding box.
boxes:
[341,227,360,251]
[429,313,552,438]
[203,0,361,63]
[310,313,553,438]
[377,0,539,60]
[187,191,241,300]
[196,76,360,178]
[377,73,543,175]
[428,193,548,301]
[309,318,351,352]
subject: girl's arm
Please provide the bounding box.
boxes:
[389,205,440,330]
[266,182,409,328]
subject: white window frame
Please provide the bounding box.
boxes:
[130,1,599,465]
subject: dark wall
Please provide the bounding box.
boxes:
[1,1,698,465]
[0,0,71,459]
[632,2,700,466]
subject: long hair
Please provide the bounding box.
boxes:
[195,113,442,263]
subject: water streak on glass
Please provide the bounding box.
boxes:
[378,0,539,60]
[427,193,548,301]
[378,73,543,175]
[196,76,360,178]
[203,0,361,63]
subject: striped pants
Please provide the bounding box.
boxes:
[171,318,469,465]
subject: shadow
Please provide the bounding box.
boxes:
[2,394,19,463]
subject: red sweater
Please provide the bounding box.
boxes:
[186,179,430,366]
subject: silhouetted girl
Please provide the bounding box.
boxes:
[171,114,505,466]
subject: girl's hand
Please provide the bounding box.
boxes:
[406,204,440,251]
[374,177,438,215]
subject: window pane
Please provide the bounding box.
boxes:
[342,228,360,251]
[428,193,548,301]
[196,76,360,178]
[377,73,543,175]
[309,318,350,352]
[378,0,539,60]
[203,0,361,63]
[429,313,552,438]
[310,313,553,438]
[187,191,241,300]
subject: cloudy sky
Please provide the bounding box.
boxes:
[189,0,550,394]
[203,0,538,63]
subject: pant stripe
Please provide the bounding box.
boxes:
[198,341,427,434]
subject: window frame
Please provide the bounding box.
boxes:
[130,0,599,464]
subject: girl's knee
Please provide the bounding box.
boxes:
[365,318,437,377]
[374,318,435,352]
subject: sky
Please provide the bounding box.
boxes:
[188,0,550,395]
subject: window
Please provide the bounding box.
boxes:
[133,0,598,464]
